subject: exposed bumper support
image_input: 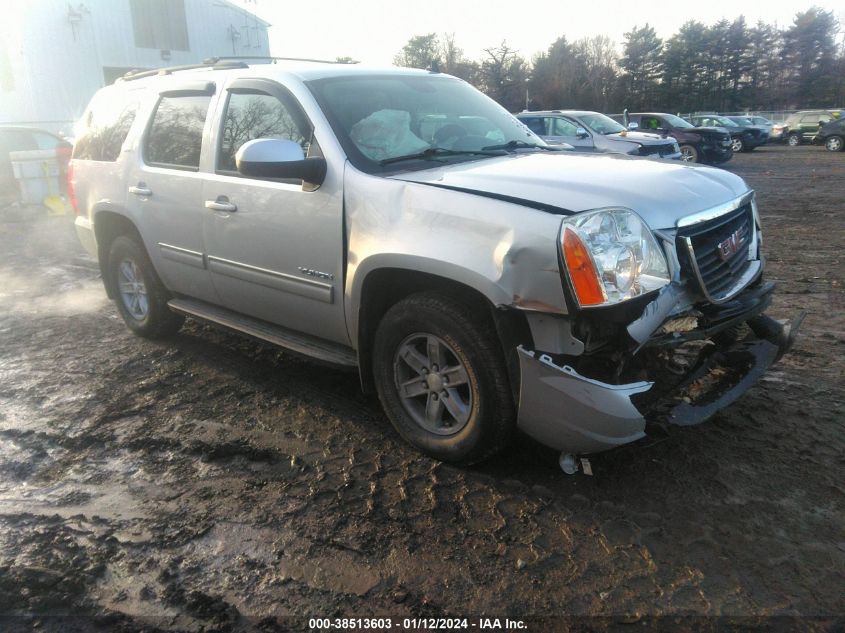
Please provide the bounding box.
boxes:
[516,311,803,454]
[516,347,652,454]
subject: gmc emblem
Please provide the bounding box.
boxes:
[716,229,747,261]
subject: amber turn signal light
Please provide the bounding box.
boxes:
[562,226,606,306]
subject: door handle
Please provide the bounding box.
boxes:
[204,197,237,213]
[129,184,152,196]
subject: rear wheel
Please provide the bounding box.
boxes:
[787,133,801,147]
[679,144,698,162]
[107,236,184,338]
[825,135,843,152]
[372,292,515,464]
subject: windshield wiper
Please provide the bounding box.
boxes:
[379,147,506,165]
[481,140,562,152]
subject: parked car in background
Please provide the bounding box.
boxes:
[745,115,775,135]
[783,110,839,146]
[0,126,72,203]
[612,112,733,164]
[69,59,798,467]
[727,115,773,143]
[688,114,768,152]
[770,120,788,142]
[516,110,681,159]
[815,117,845,152]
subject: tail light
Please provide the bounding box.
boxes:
[67,160,79,215]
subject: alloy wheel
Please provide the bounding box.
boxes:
[826,136,843,152]
[393,333,472,436]
[117,257,149,320]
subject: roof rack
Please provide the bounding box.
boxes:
[118,55,358,82]
[203,55,359,65]
[119,60,248,82]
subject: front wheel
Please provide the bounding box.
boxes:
[372,292,515,464]
[788,133,801,147]
[107,236,184,338]
[825,135,844,152]
[679,144,699,162]
[731,138,744,153]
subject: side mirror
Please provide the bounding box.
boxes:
[575,127,589,139]
[235,138,326,185]
[628,122,639,130]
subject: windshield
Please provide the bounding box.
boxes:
[307,74,544,172]
[663,113,695,129]
[579,112,625,135]
[712,116,739,127]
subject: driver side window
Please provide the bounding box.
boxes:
[550,117,578,136]
[218,91,309,173]
[642,117,662,130]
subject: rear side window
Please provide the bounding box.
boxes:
[519,117,546,136]
[144,95,211,170]
[74,92,138,161]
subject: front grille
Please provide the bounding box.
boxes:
[677,204,755,301]
[639,143,676,157]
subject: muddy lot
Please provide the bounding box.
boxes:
[0,145,843,632]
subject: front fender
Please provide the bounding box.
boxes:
[343,165,569,346]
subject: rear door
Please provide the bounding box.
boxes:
[201,77,348,344]
[126,82,220,303]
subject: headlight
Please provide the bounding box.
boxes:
[560,208,670,307]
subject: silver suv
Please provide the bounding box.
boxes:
[71,58,799,468]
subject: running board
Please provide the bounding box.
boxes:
[168,298,358,368]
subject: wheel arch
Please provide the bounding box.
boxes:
[92,207,145,299]
[352,264,531,395]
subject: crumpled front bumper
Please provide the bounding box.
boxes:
[516,313,802,455]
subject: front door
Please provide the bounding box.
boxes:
[545,116,594,150]
[201,78,348,345]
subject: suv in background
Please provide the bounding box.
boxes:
[612,112,733,164]
[783,110,838,146]
[517,110,681,159]
[688,115,768,152]
[70,59,798,469]
[815,117,845,152]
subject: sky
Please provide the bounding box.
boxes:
[236,0,845,65]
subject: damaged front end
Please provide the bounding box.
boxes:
[516,193,803,455]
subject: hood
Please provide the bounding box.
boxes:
[390,151,749,230]
[692,126,731,138]
[607,131,674,146]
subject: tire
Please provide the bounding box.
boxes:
[679,144,698,162]
[787,133,801,147]
[107,235,184,338]
[825,135,844,152]
[731,138,744,153]
[372,291,515,464]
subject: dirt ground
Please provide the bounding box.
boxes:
[0,145,843,632]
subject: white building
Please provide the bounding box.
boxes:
[0,0,271,134]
